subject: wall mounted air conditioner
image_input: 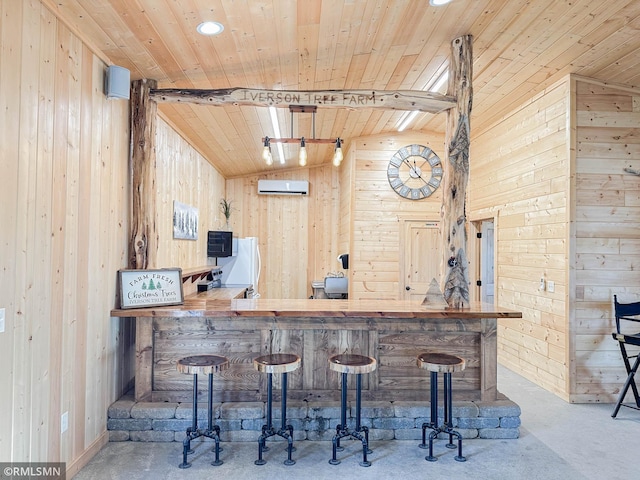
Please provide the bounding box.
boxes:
[257,179,309,195]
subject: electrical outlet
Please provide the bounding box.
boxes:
[547,281,555,293]
[539,278,545,291]
[61,411,68,433]
[0,308,5,333]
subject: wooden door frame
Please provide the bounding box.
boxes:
[470,217,496,304]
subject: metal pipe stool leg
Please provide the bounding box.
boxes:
[328,354,376,467]
[255,373,272,465]
[253,353,301,466]
[329,373,348,465]
[208,373,223,466]
[179,372,198,469]
[444,372,456,449]
[420,370,438,450]
[337,372,347,451]
[176,355,228,469]
[417,352,466,463]
[355,374,372,455]
[355,373,371,466]
[281,372,295,465]
[425,371,438,462]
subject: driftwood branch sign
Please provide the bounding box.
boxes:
[150,87,456,114]
[118,268,184,309]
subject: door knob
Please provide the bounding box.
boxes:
[405,286,411,291]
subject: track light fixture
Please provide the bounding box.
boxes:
[261,105,345,168]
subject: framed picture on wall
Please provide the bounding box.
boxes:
[173,201,198,240]
[118,268,184,309]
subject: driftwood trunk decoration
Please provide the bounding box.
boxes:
[441,35,473,308]
[129,79,158,269]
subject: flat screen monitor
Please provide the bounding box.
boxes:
[207,231,233,257]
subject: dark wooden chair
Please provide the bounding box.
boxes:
[611,295,640,418]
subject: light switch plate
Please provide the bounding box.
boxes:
[0,308,5,333]
[547,281,555,293]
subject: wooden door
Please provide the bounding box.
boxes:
[400,220,440,300]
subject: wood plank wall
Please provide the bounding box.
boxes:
[572,77,640,403]
[225,165,340,299]
[338,146,353,259]
[349,133,444,300]
[469,78,571,399]
[470,74,640,403]
[225,132,445,300]
[154,117,226,295]
[0,0,130,468]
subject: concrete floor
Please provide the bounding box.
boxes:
[73,366,639,480]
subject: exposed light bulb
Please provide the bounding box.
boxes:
[262,137,273,165]
[263,147,273,166]
[299,137,307,166]
[333,138,343,167]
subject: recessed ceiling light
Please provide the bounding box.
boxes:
[429,0,453,6]
[196,21,224,36]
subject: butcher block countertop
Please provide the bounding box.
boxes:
[111,295,522,319]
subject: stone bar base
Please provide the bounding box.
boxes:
[107,394,520,442]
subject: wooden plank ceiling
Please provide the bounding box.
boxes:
[45,0,640,178]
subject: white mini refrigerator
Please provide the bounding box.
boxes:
[217,236,261,298]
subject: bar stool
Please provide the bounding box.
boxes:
[417,352,466,462]
[177,354,229,468]
[328,353,377,467]
[253,353,301,466]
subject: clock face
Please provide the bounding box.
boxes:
[387,144,443,200]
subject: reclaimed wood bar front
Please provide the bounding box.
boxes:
[110,295,521,404]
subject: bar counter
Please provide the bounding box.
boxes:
[111,293,521,404]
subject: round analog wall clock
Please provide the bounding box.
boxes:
[387,144,443,200]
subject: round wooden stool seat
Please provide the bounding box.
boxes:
[253,353,301,374]
[177,355,229,375]
[329,354,377,375]
[417,352,465,374]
